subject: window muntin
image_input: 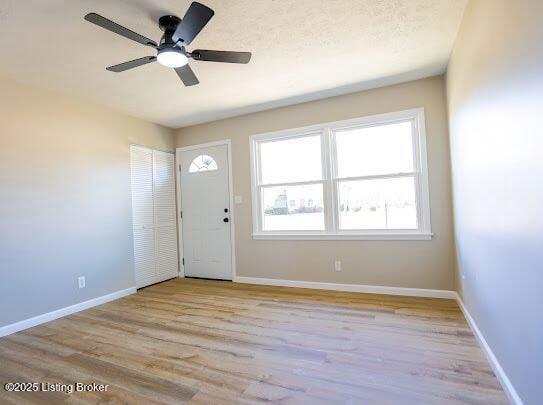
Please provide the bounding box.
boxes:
[250,109,431,239]
[189,155,218,172]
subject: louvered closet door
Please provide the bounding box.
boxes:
[130,146,156,288]
[130,146,179,289]
[152,150,179,282]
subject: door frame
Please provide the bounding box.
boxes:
[175,139,236,280]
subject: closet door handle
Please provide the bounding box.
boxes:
[223,218,229,223]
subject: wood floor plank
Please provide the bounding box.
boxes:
[0,278,507,404]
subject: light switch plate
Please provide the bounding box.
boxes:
[234,195,243,204]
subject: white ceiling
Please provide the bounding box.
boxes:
[0,0,467,128]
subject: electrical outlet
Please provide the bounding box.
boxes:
[78,276,86,289]
[334,260,342,272]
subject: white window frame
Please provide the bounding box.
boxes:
[249,108,432,240]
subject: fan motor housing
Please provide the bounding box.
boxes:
[159,15,183,46]
[159,15,181,32]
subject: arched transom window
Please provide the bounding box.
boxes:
[189,155,218,172]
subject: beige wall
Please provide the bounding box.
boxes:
[0,77,174,327]
[446,0,543,402]
[176,76,455,290]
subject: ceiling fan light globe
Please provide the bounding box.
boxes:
[157,49,188,68]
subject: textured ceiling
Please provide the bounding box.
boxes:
[0,0,467,128]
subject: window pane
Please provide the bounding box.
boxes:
[338,176,417,230]
[189,155,218,172]
[335,121,414,178]
[260,135,322,184]
[262,184,324,231]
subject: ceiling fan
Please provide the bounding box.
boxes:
[84,2,251,86]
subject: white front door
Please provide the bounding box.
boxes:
[179,144,232,280]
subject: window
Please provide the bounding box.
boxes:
[250,108,432,240]
[258,135,325,231]
[189,155,218,172]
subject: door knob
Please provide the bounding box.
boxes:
[223,218,229,223]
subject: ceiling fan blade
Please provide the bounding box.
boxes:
[106,56,156,72]
[192,50,251,64]
[175,64,199,86]
[85,13,157,48]
[172,2,214,45]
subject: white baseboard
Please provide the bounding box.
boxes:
[233,276,456,299]
[0,287,136,338]
[455,293,523,405]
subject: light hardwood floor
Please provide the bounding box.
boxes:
[0,278,507,404]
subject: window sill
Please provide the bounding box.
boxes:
[252,232,433,241]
